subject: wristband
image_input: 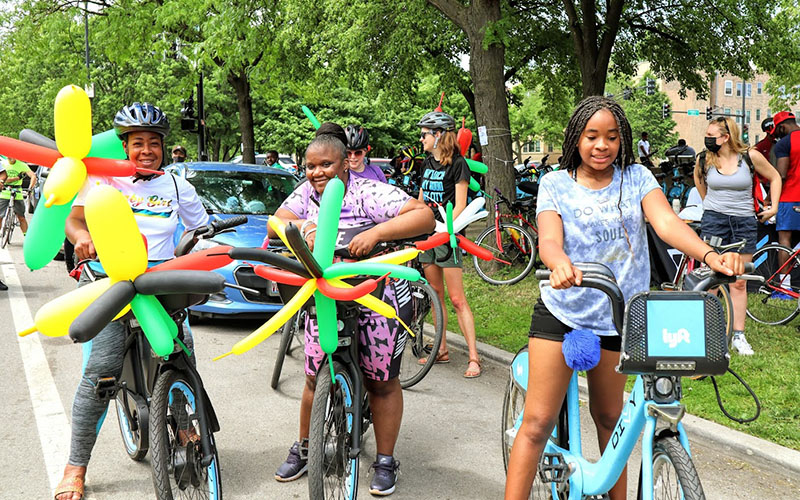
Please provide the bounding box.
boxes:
[303,227,317,238]
[702,249,716,266]
[300,219,316,236]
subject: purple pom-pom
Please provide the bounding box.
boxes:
[562,329,601,371]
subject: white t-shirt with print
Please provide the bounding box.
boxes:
[74,173,209,260]
[638,139,650,158]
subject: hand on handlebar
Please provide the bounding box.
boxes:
[705,251,743,277]
[348,228,380,258]
[73,235,97,261]
[549,262,583,289]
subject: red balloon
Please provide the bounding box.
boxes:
[0,136,60,166]
[415,232,450,251]
[84,157,136,176]
[317,277,378,301]
[457,234,494,261]
[253,265,308,286]
[147,246,233,272]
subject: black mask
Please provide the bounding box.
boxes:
[704,137,722,153]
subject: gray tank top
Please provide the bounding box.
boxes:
[703,156,754,216]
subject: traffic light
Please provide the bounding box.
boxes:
[622,87,633,100]
[742,124,749,143]
[645,78,655,96]
[706,106,713,120]
[662,102,671,119]
[180,95,197,131]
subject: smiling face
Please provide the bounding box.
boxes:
[419,127,439,152]
[124,131,164,171]
[305,143,348,194]
[577,109,620,172]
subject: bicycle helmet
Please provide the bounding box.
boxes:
[113,102,170,140]
[344,125,370,150]
[416,111,455,131]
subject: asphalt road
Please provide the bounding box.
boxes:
[0,233,797,499]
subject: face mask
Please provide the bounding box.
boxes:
[704,136,722,153]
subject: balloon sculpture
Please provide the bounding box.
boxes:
[302,105,321,130]
[0,84,163,270]
[18,184,235,357]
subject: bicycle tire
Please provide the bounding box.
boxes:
[150,369,223,500]
[271,313,297,390]
[0,207,13,249]
[115,389,149,461]
[308,360,359,500]
[746,243,800,326]
[473,222,537,286]
[640,435,705,500]
[399,281,444,389]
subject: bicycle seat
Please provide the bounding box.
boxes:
[517,181,539,196]
[512,198,535,211]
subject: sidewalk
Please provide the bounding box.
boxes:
[441,326,800,476]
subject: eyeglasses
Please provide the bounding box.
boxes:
[420,131,436,140]
[304,161,336,172]
[346,150,366,158]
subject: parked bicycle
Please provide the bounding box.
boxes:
[747,237,800,325]
[0,186,25,248]
[472,188,538,285]
[70,215,249,500]
[502,262,755,500]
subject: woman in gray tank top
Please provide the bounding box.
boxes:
[694,116,781,356]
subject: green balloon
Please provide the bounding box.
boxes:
[130,294,177,357]
[323,262,421,282]
[88,129,127,159]
[23,196,74,270]
[469,177,481,193]
[446,202,457,249]
[465,158,488,174]
[313,177,344,269]
[315,292,339,355]
[302,106,322,130]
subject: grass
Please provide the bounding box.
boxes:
[440,266,800,451]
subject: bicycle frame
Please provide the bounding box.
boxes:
[492,190,538,251]
[754,245,800,299]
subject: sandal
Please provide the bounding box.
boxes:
[54,474,84,500]
[464,358,482,379]
[418,349,450,365]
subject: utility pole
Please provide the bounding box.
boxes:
[197,72,207,160]
[83,1,92,97]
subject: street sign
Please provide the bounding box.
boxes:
[687,109,700,116]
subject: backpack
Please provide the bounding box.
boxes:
[698,148,764,212]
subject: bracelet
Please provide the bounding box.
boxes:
[300,219,315,236]
[702,249,716,266]
[303,227,317,238]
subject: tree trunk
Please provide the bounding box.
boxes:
[227,69,256,165]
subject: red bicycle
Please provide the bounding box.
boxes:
[472,188,538,285]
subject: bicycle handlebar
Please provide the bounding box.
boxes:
[175,215,248,257]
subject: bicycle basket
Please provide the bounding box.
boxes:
[618,291,729,376]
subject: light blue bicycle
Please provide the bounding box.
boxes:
[502,262,755,500]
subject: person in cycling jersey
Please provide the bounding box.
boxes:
[56,102,209,500]
[0,156,37,236]
[416,109,482,378]
[269,130,434,496]
[345,124,387,183]
[504,96,743,500]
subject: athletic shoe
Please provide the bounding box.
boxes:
[770,291,793,300]
[0,280,7,291]
[274,440,308,482]
[369,454,400,496]
[731,333,754,356]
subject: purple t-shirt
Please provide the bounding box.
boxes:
[280,175,410,245]
[351,162,387,183]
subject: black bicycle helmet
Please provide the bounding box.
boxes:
[345,125,370,150]
[416,111,455,131]
[113,102,170,140]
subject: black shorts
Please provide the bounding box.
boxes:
[528,298,622,352]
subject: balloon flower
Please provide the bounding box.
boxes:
[302,105,321,130]
[18,185,234,357]
[213,177,429,378]
[3,84,163,271]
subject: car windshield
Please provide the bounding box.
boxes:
[185,169,295,215]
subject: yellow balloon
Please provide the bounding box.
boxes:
[363,248,419,266]
[20,278,112,337]
[85,185,147,281]
[216,279,316,359]
[42,156,87,207]
[267,215,300,259]
[54,85,92,158]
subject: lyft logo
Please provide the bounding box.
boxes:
[662,328,690,348]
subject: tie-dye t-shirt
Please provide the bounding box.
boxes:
[279,174,411,244]
[536,163,660,335]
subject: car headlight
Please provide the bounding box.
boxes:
[190,238,223,253]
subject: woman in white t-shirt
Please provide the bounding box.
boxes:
[56,103,209,500]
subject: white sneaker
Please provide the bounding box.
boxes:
[731,334,754,356]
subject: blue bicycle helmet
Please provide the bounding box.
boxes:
[113,102,170,140]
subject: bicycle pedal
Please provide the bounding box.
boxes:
[94,376,118,401]
[538,452,571,483]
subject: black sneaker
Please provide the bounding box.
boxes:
[0,280,6,291]
[369,454,399,496]
[274,440,308,482]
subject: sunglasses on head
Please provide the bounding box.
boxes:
[715,117,731,135]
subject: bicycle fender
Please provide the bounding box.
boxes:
[69,280,136,343]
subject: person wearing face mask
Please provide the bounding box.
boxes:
[171,144,187,164]
[693,116,781,356]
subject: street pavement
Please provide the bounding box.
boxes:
[0,233,797,499]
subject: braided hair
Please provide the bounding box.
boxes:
[561,96,636,250]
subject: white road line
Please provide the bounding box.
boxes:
[1,249,71,492]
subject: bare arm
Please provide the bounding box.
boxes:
[536,210,582,289]
[349,198,435,257]
[65,206,96,260]
[453,179,468,220]
[749,149,781,222]
[776,156,789,180]
[693,159,707,199]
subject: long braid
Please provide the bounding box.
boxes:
[561,96,635,250]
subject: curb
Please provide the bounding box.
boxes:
[440,326,800,476]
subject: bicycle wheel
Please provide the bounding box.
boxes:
[308,360,359,500]
[473,222,537,285]
[115,389,149,461]
[640,436,704,500]
[0,207,13,249]
[150,370,222,500]
[747,244,800,325]
[399,282,444,389]
[271,312,298,390]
